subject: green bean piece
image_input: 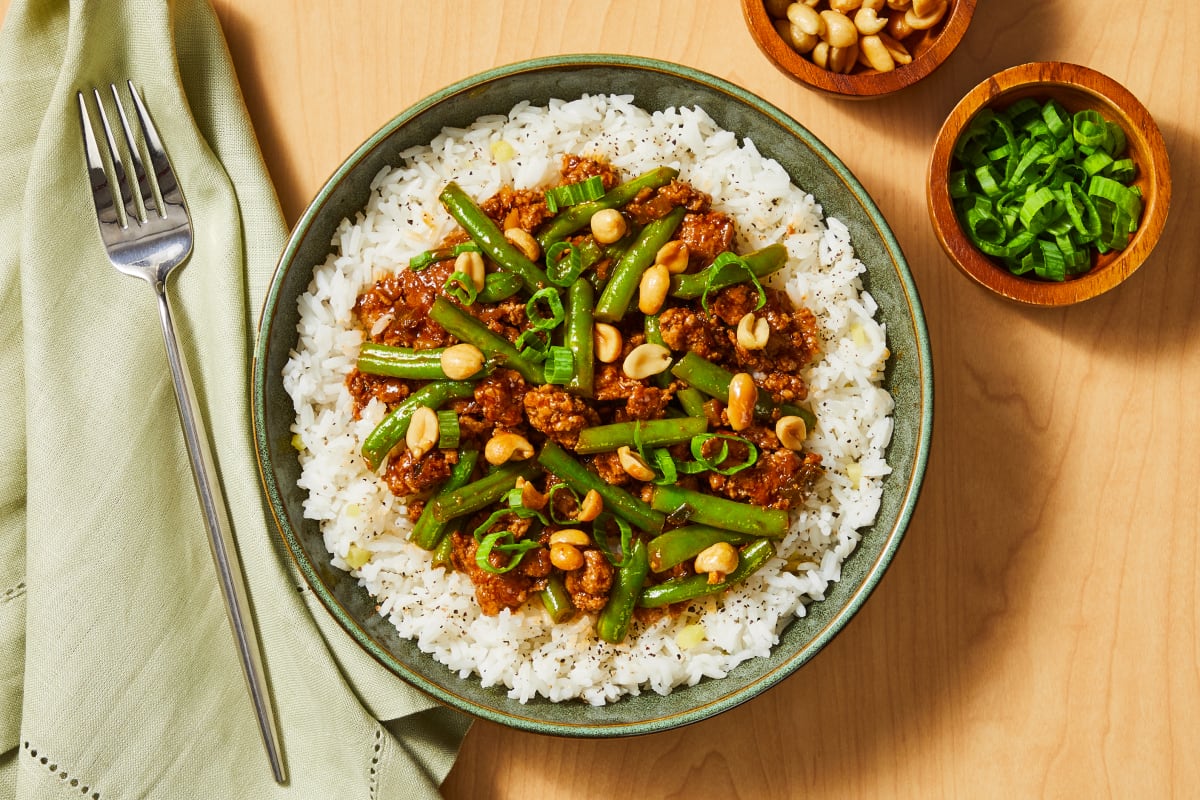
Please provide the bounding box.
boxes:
[643,314,673,389]
[429,296,543,384]
[476,271,524,303]
[670,351,816,429]
[668,244,788,299]
[356,342,487,382]
[646,525,755,572]
[432,530,455,569]
[564,278,595,397]
[596,538,650,643]
[638,539,776,608]
[439,181,550,292]
[676,387,709,418]
[574,417,708,455]
[536,167,679,249]
[540,575,575,623]
[536,441,666,533]
[594,206,687,324]
[410,450,480,549]
[648,484,789,537]
[361,380,476,470]
[427,461,542,523]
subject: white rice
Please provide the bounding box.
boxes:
[282,94,893,704]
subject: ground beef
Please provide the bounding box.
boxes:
[469,297,529,342]
[480,186,555,232]
[564,549,614,613]
[474,369,528,428]
[345,370,411,416]
[617,384,673,421]
[623,179,710,225]
[450,531,540,616]
[560,155,620,191]
[658,306,731,362]
[590,451,630,486]
[384,448,458,497]
[355,260,457,349]
[707,449,823,510]
[677,211,735,268]
[523,385,600,448]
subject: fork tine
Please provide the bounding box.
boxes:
[109,83,159,220]
[127,81,185,215]
[76,91,122,229]
[90,87,142,226]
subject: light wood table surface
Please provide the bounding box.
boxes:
[221,1,1196,796]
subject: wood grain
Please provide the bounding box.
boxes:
[8,0,1189,795]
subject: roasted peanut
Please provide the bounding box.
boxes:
[694,541,739,584]
[406,406,439,458]
[484,432,534,465]
[786,2,825,36]
[726,373,758,432]
[886,9,915,38]
[736,312,770,350]
[819,9,858,47]
[654,240,691,274]
[454,249,486,291]
[622,343,672,380]
[774,18,819,53]
[853,5,887,34]
[829,42,859,74]
[504,227,541,261]
[516,476,548,510]
[885,0,910,9]
[550,542,585,571]
[905,0,946,29]
[638,264,671,315]
[549,529,592,547]
[811,40,831,69]
[617,446,657,481]
[860,34,896,71]
[440,342,485,380]
[828,0,862,12]
[590,208,627,244]
[876,31,913,63]
[911,0,939,15]
[775,415,809,450]
[575,489,604,522]
[593,322,623,363]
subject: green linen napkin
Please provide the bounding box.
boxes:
[0,0,471,796]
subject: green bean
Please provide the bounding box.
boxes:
[646,525,755,572]
[670,351,817,429]
[536,167,679,249]
[432,530,455,569]
[596,538,650,643]
[574,417,708,455]
[476,271,524,303]
[668,244,788,299]
[410,450,480,549]
[536,441,665,533]
[648,484,789,537]
[361,380,476,470]
[564,278,595,397]
[643,314,673,389]
[357,343,447,380]
[427,461,541,523]
[429,296,543,384]
[594,206,686,324]
[638,539,775,608]
[676,387,709,418]
[439,181,550,292]
[540,575,574,624]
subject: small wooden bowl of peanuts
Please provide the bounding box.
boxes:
[742,0,976,98]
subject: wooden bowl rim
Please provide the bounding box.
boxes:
[741,0,977,98]
[927,61,1172,306]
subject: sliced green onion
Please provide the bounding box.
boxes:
[410,241,480,272]
[545,241,586,287]
[436,410,460,449]
[592,512,633,567]
[701,252,767,314]
[542,346,575,385]
[475,530,542,574]
[689,433,758,476]
[544,175,605,214]
[443,271,478,305]
[546,482,581,525]
[525,287,565,331]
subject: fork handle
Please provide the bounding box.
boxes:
[155,285,287,784]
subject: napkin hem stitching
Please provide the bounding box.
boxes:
[0,582,24,603]
[21,740,101,799]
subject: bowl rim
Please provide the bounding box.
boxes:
[252,53,934,736]
[741,0,978,98]
[926,60,1172,305]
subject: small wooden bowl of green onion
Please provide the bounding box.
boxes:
[927,62,1171,305]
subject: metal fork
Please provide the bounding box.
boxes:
[77,82,286,784]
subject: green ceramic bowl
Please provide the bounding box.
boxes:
[253,54,933,737]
